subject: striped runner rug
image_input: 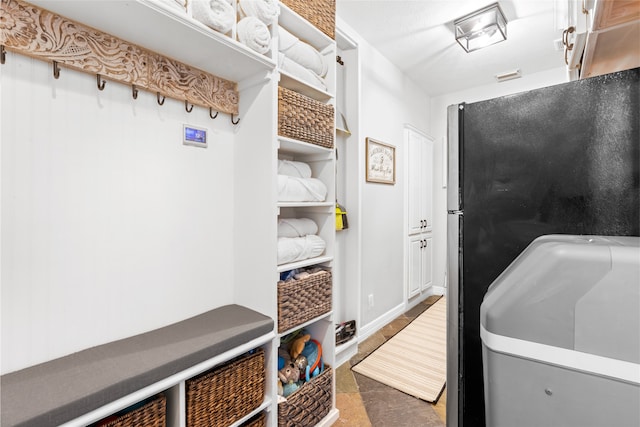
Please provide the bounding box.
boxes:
[352,297,447,402]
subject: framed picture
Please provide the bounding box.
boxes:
[366,138,396,184]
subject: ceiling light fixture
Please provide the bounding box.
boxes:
[454,3,507,53]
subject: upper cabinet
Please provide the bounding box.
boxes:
[407,128,434,236]
[581,0,640,79]
[563,0,640,80]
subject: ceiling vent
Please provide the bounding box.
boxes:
[495,69,522,82]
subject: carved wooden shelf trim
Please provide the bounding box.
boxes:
[0,0,239,114]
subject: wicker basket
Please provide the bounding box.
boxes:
[278,366,333,427]
[95,394,166,427]
[186,348,265,427]
[278,270,332,333]
[280,0,335,39]
[241,412,267,427]
[278,86,334,149]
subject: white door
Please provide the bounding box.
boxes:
[407,128,434,234]
[407,235,423,298]
[421,235,433,291]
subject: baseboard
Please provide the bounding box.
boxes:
[335,339,358,368]
[432,285,446,296]
[317,408,340,427]
[358,303,406,342]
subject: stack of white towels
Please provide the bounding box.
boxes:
[191,0,237,34]
[278,159,327,202]
[278,218,326,265]
[278,26,328,91]
[157,0,188,14]
[191,0,278,55]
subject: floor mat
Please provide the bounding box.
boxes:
[352,297,446,402]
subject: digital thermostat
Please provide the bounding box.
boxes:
[183,124,208,148]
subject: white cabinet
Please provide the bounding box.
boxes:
[406,126,434,300]
[562,0,591,79]
[407,128,434,235]
[563,0,640,80]
[407,234,433,298]
[580,0,640,79]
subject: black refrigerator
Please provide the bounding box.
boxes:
[446,68,639,427]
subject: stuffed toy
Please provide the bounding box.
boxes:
[278,347,291,370]
[293,354,308,374]
[282,381,299,397]
[278,363,300,385]
[278,363,301,397]
[300,339,324,381]
[289,334,311,359]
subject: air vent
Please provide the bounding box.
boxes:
[495,69,522,82]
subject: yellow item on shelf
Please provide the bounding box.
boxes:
[336,203,348,231]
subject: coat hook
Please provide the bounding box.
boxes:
[157,92,165,105]
[1,45,6,65]
[132,85,138,99]
[52,61,60,79]
[231,114,240,125]
[209,108,218,119]
[185,100,193,113]
[96,74,106,90]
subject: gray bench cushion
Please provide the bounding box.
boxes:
[1,304,273,427]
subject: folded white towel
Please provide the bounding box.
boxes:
[191,0,235,34]
[237,17,271,54]
[278,53,327,91]
[278,218,319,238]
[279,26,327,77]
[239,0,279,26]
[156,0,187,13]
[277,235,326,265]
[278,159,312,179]
[277,175,327,202]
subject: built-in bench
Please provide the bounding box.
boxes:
[1,304,274,427]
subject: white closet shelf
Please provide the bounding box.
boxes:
[278,136,335,156]
[279,71,333,102]
[277,311,334,337]
[277,201,334,209]
[277,255,333,273]
[279,3,334,52]
[27,0,276,83]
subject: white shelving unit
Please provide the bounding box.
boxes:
[275,4,339,426]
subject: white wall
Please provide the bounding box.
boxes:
[341,23,431,328]
[428,66,568,294]
[1,55,239,373]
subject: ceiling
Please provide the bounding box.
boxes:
[336,0,567,96]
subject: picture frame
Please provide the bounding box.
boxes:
[366,138,396,184]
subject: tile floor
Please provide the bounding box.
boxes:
[335,295,446,427]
